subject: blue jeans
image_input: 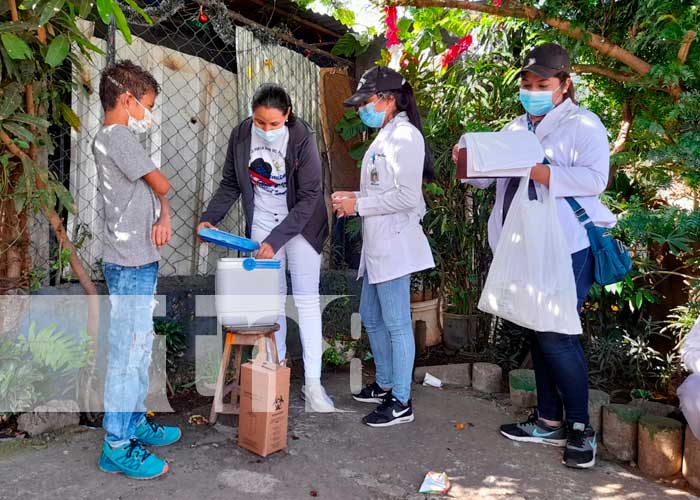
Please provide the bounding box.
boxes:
[359,273,414,405]
[102,261,158,445]
[530,247,594,425]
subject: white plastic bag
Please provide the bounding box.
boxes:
[478,175,582,334]
[678,374,700,440]
[681,317,700,374]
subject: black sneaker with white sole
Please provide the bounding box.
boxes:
[362,396,414,427]
[500,413,567,447]
[352,382,392,404]
[564,422,597,469]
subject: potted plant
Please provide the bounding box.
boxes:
[410,268,443,347]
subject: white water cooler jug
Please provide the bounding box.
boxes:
[215,257,282,327]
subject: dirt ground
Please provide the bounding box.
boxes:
[1,371,698,500]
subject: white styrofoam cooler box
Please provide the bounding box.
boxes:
[215,257,282,327]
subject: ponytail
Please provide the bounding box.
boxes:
[556,72,576,104]
[386,83,435,182]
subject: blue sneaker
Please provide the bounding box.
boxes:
[98,439,169,479]
[134,416,182,447]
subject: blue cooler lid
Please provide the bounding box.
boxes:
[198,228,260,253]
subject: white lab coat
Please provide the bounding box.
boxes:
[468,98,617,253]
[355,112,435,284]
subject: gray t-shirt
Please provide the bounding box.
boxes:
[93,125,161,267]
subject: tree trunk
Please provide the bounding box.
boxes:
[612,98,634,155]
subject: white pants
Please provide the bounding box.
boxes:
[252,211,323,381]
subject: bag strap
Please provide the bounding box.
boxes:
[566,197,595,228]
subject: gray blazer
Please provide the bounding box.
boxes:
[200,117,328,254]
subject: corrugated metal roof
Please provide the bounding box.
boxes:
[229,0,350,39]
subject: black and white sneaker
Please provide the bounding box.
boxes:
[352,382,392,404]
[500,413,567,447]
[362,396,414,427]
[564,422,597,469]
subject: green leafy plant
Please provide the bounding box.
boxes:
[318,0,699,396]
[0,322,88,415]
[1,0,151,293]
[331,32,371,57]
[322,333,357,367]
[484,319,530,374]
[154,319,187,374]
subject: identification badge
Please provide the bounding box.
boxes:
[370,153,381,186]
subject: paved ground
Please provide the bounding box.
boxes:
[1,372,698,500]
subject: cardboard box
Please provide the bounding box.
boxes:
[238,361,290,457]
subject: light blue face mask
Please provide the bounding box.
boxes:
[254,125,286,143]
[358,101,386,129]
[518,85,563,117]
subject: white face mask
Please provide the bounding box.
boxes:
[126,95,155,134]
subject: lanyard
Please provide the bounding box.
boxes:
[526,115,550,165]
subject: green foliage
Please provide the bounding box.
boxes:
[0,322,88,414]
[584,317,679,394]
[334,8,355,29]
[154,319,188,373]
[485,320,530,374]
[334,110,369,142]
[0,0,149,218]
[321,0,699,389]
[409,43,520,317]
[331,32,370,57]
[26,322,88,372]
[322,333,356,367]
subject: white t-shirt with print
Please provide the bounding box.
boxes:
[249,126,290,217]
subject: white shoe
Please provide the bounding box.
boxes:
[301,384,336,413]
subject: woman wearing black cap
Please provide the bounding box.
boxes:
[454,43,615,468]
[332,66,435,427]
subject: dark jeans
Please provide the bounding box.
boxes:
[530,247,594,425]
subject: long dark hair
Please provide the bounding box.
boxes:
[251,83,297,124]
[383,82,435,182]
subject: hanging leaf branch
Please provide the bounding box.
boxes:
[0,0,149,294]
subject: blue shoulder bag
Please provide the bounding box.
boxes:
[565,197,632,285]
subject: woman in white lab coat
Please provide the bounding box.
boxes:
[333,66,435,427]
[455,43,615,469]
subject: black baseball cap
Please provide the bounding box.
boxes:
[520,43,571,78]
[344,66,407,107]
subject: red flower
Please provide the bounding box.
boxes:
[385,6,400,48]
[440,34,474,69]
[494,0,502,6]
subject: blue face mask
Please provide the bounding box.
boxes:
[254,125,286,143]
[518,87,561,116]
[358,101,386,129]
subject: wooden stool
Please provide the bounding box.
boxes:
[209,323,280,424]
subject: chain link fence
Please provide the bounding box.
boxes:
[31,0,340,285]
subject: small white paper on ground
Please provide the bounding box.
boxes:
[419,471,451,495]
[422,372,443,388]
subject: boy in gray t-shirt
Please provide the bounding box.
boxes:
[93,61,180,480]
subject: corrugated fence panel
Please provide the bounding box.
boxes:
[235,28,324,153]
